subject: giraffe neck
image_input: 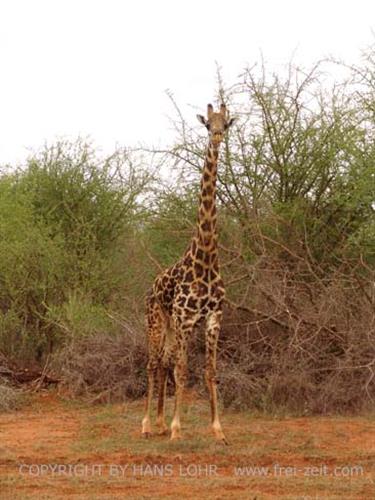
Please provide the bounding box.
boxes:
[196,140,219,251]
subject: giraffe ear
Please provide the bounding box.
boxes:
[197,114,208,126]
[225,117,236,129]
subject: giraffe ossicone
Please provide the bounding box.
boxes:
[142,103,235,444]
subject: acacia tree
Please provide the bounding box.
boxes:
[153,60,374,269]
[0,140,153,360]
[143,58,375,412]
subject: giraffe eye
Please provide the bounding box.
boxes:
[206,123,211,131]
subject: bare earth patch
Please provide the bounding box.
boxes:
[0,392,374,499]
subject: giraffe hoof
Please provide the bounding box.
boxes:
[214,432,229,445]
[158,428,169,436]
[170,433,182,441]
[142,432,151,439]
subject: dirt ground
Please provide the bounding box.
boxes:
[0,391,374,499]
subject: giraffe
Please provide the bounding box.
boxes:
[141,103,235,444]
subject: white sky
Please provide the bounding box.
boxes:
[0,0,374,165]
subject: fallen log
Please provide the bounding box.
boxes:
[0,368,60,386]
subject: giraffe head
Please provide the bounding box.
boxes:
[197,103,235,146]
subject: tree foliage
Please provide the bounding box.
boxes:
[0,141,151,359]
[0,52,374,413]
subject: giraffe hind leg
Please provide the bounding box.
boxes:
[142,296,167,438]
[156,318,176,435]
[142,359,156,438]
[156,364,168,435]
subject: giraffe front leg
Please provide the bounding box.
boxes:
[205,311,228,445]
[170,326,188,441]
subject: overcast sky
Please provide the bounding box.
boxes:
[0,0,374,165]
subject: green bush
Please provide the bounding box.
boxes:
[0,141,151,361]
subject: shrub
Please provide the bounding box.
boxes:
[53,327,147,403]
[0,382,23,412]
[0,141,151,362]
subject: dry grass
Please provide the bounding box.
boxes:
[0,380,24,412]
[0,393,374,499]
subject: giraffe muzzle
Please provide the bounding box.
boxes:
[212,133,223,144]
